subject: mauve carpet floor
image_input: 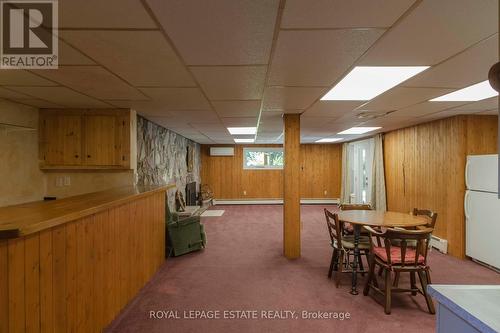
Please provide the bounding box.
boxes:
[106,205,500,333]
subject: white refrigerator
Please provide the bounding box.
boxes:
[465,154,500,270]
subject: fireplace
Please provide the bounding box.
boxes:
[185,182,198,206]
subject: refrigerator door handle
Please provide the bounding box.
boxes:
[464,190,470,220]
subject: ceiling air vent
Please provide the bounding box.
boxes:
[356,110,395,120]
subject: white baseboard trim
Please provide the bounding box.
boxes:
[214,198,339,205]
[301,199,340,204]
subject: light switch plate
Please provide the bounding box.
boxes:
[63,176,71,186]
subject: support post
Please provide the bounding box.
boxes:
[283,114,301,259]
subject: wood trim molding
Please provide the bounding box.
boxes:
[0,185,173,239]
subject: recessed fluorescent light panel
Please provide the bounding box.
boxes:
[315,138,343,143]
[321,66,429,101]
[430,80,498,101]
[227,127,257,135]
[338,127,381,135]
[234,138,255,143]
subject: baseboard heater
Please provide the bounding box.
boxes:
[214,198,340,205]
[430,235,448,254]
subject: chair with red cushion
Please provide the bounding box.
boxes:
[324,209,371,288]
[413,208,438,229]
[363,226,435,315]
[392,208,438,286]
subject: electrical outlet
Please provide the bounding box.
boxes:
[63,176,71,186]
[243,190,247,196]
[324,190,328,195]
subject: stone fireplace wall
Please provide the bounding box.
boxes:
[136,116,201,209]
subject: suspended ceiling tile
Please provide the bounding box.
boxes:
[193,139,216,144]
[0,87,33,99]
[166,110,220,122]
[301,117,338,128]
[477,109,498,115]
[205,133,234,139]
[301,129,337,137]
[447,96,498,112]
[281,0,415,28]
[258,123,283,133]
[360,115,417,127]
[190,122,227,132]
[258,118,283,133]
[302,101,364,118]
[404,35,498,88]
[212,100,261,117]
[139,87,211,110]
[32,66,147,100]
[393,101,467,118]
[328,118,364,131]
[178,132,209,139]
[258,112,283,130]
[256,132,282,139]
[58,41,95,65]
[359,87,455,111]
[146,0,279,65]
[269,29,384,86]
[262,87,327,111]
[61,30,195,86]
[220,117,258,127]
[210,139,235,144]
[141,116,178,129]
[108,100,170,116]
[59,0,157,28]
[12,99,64,108]
[168,128,204,137]
[359,0,498,66]
[191,66,266,100]
[418,109,481,122]
[0,70,57,86]
[5,86,110,107]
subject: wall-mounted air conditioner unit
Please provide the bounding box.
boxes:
[210,147,234,156]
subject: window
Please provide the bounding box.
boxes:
[243,147,284,170]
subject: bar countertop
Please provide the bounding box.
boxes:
[428,285,500,333]
[0,184,174,239]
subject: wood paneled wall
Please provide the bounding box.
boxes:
[384,115,498,259]
[300,144,342,199]
[0,191,165,333]
[200,144,342,199]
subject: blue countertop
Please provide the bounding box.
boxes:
[428,285,500,333]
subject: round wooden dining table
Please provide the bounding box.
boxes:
[337,210,429,295]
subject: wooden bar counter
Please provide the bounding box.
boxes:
[0,185,170,333]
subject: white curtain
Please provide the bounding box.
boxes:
[371,134,387,211]
[340,142,351,204]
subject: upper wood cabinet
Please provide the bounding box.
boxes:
[39,109,133,170]
[41,114,83,166]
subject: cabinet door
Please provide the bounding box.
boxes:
[84,115,120,166]
[41,115,82,165]
[115,114,130,167]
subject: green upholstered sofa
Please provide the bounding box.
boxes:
[166,203,206,257]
